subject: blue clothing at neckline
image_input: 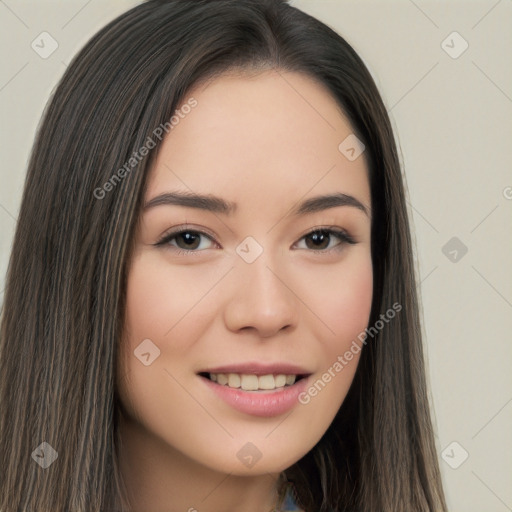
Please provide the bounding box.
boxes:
[282,487,302,511]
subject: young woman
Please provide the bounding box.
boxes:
[0,0,447,511]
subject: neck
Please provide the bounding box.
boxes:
[116,412,284,512]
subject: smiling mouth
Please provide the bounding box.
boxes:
[198,372,307,391]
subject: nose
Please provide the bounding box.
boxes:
[223,255,299,338]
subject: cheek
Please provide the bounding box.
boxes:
[116,252,218,440]
[332,258,373,342]
[307,250,373,351]
[322,252,373,386]
[117,253,192,400]
[121,252,222,354]
[117,250,228,418]
[291,251,372,420]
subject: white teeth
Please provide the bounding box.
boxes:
[275,374,287,387]
[258,374,275,390]
[208,372,298,390]
[241,374,259,390]
[228,373,241,388]
[216,374,228,386]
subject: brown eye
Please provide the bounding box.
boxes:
[155,229,216,253]
[174,231,202,250]
[296,228,356,252]
[304,230,331,250]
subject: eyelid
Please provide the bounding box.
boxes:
[294,225,355,244]
[154,224,356,254]
[292,226,356,251]
[155,224,217,244]
[154,224,218,253]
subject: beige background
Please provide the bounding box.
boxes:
[1,1,511,510]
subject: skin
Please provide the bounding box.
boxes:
[116,69,373,512]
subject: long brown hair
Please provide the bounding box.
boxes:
[0,1,447,510]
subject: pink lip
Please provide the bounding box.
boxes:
[200,374,310,417]
[199,361,310,376]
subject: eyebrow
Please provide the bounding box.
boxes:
[143,191,369,217]
[143,191,237,214]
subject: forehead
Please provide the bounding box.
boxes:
[147,69,370,211]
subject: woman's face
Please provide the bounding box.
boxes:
[117,70,372,476]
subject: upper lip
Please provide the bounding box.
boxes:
[198,362,311,376]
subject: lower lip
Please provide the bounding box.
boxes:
[200,376,309,417]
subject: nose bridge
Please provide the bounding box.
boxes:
[223,239,299,336]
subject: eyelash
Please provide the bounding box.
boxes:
[154,226,356,256]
